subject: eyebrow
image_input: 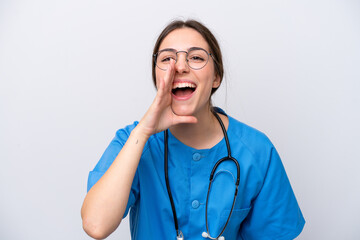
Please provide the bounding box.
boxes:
[159,48,177,52]
[158,47,209,52]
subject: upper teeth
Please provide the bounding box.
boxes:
[172,82,196,89]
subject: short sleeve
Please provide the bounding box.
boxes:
[240,147,305,240]
[86,124,140,219]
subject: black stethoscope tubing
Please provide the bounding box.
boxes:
[164,111,240,239]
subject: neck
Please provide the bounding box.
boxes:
[170,107,228,149]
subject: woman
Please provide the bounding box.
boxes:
[81,20,305,240]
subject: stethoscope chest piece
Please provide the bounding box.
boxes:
[176,230,184,240]
[202,231,225,240]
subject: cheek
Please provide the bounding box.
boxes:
[204,63,217,79]
[198,68,218,86]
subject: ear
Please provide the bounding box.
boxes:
[212,74,221,88]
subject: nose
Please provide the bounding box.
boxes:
[175,52,189,73]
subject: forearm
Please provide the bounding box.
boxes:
[81,126,149,239]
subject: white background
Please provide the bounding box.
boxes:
[1,0,359,239]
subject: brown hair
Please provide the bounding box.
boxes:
[152,19,224,95]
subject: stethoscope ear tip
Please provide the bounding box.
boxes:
[202,232,208,238]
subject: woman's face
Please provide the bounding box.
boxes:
[156,27,220,117]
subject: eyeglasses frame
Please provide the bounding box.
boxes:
[153,47,214,71]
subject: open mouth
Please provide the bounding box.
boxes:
[172,82,197,98]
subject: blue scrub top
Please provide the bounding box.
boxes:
[87,109,305,240]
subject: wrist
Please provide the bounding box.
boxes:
[131,124,152,143]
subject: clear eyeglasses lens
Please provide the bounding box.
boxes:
[155,49,210,70]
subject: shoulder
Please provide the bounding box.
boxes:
[226,115,277,175]
[228,116,274,152]
[214,107,275,156]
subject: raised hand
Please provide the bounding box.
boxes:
[137,59,197,138]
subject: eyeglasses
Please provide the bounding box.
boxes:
[154,47,213,71]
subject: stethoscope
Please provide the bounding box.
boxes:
[164,111,240,240]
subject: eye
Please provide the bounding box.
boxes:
[158,51,176,63]
[188,49,207,63]
[161,56,176,63]
[189,55,205,62]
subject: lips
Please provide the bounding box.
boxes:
[172,80,197,100]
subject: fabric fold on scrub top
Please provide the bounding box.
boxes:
[87,108,305,240]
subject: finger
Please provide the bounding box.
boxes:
[157,60,175,101]
[163,59,175,92]
[154,60,175,108]
[156,77,165,96]
[172,115,198,125]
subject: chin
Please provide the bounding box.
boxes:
[171,104,195,116]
